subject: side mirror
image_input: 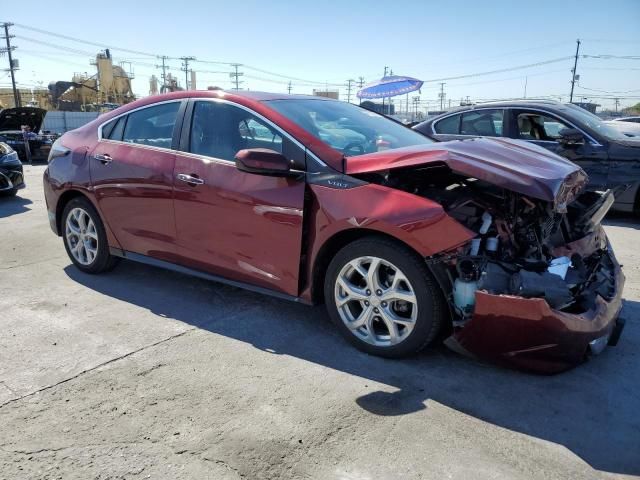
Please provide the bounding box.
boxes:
[558,127,584,145]
[235,148,291,176]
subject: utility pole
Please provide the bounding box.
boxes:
[1,22,20,107]
[614,97,620,113]
[180,56,195,89]
[383,66,389,77]
[230,63,244,90]
[287,81,292,94]
[345,79,355,103]
[524,76,528,98]
[438,82,446,111]
[156,55,169,89]
[569,39,581,103]
[413,96,420,119]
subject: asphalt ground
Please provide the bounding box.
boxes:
[1,165,638,479]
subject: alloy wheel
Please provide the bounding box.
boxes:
[334,256,418,347]
[65,207,99,266]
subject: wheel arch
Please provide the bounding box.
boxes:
[310,228,424,305]
[54,189,123,252]
[55,190,89,235]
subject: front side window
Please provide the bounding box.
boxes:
[516,112,570,141]
[460,110,503,136]
[122,102,180,148]
[434,114,460,134]
[266,98,433,156]
[189,101,303,168]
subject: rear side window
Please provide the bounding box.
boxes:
[122,102,180,148]
[460,110,503,136]
[434,114,460,134]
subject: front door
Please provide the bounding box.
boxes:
[509,109,609,189]
[90,101,183,260]
[173,99,307,296]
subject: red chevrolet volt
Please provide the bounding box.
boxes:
[43,90,625,373]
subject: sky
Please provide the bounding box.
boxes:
[1,0,639,111]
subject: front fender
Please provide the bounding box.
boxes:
[301,183,475,302]
[308,183,475,257]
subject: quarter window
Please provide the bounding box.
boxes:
[434,114,460,134]
[103,116,126,141]
[460,110,503,136]
[516,112,570,141]
[122,102,180,148]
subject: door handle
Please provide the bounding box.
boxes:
[177,173,205,186]
[93,153,112,165]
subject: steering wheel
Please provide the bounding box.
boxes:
[342,141,366,155]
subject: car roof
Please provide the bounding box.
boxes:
[436,99,568,115]
[418,100,587,128]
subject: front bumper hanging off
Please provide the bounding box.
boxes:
[447,230,626,374]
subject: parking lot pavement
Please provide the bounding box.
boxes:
[0,165,638,480]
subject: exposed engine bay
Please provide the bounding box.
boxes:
[355,163,617,321]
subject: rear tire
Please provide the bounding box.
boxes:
[324,236,447,358]
[62,197,118,274]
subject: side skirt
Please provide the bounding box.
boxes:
[109,248,312,305]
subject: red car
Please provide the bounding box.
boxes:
[43,91,625,373]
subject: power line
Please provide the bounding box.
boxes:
[582,54,640,60]
[11,22,162,58]
[576,85,640,94]
[424,57,574,83]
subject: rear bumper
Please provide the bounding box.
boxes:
[449,240,625,374]
[0,164,25,192]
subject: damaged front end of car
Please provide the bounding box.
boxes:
[348,140,626,373]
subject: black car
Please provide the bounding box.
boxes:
[414,100,640,213]
[0,142,24,196]
[0,107,55,162]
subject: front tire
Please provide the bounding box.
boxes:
[0,188,18,197]
[324,237,446,358]
[62,197,118,274]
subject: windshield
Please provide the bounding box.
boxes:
[564,104,629,141]
[266,99,433,156]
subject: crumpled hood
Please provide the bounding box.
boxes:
[0,107,46,133]
[345,137,588,211]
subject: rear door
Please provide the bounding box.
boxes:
[508,109,609,188]
[172,99,307,296]
[90,100,184,260]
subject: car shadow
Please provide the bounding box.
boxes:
[64,261,640,475]
[604,211,640,230]
[0,194,32,218]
